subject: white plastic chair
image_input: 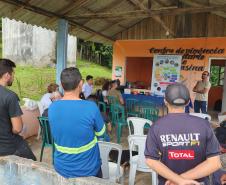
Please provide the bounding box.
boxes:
[128,135,157,185]
[189,113,211,121]
[98,141,124,184]
[37,101,45,139]
[127,117,153,136]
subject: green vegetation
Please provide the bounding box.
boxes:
[210,66,224,86]
[9,59,112,101]
[78,39,112,68]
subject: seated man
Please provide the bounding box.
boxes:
[48,67,105,178]
[0,59,36,160]
[82,75,94,99]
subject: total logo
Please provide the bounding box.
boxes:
[168,150,195,160]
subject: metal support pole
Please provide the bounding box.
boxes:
[56,19,68,87]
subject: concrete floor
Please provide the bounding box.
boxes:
[28,126,152,185]
[28,110,219,185]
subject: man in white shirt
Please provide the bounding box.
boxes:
[82,75,94,99]
[193,71,211,113]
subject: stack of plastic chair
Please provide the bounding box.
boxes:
[111,104,127,143]
[37,116,55,164]
[128,135,157,185]
[37,101,45,139]
[189,112,211,122]
[98,141,124,184]
[127,117,153,136]
[125,99,139,118]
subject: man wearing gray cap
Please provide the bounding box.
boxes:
[145,83,221,185]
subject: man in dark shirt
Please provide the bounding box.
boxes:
[0,59,36,160]
[145,83,221,185]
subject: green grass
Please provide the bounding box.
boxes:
[9,59,112,101]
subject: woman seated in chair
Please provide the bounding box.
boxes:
[108,80,124,105]
[42,91,62,117]
[102,80,111,104]
[40,83,59,111]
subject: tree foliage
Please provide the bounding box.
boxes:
[77,38,112,68]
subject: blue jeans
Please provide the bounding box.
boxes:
[194,100,207,113]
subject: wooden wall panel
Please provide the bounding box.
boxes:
[114,13,226,40]
[126,57,153,87]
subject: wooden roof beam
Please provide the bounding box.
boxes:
[45,0,90,26]
[81,0,126,29]
[180,0,208,7]
[0,0,114,42]
[180,0,226,18]
[11,0,32,16]
[84,21,124,41]
[57,0,90,15]
[128,0,175,37]
[69,4,226,19]
[152,0,171,7]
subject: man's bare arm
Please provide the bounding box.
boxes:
[146,158,200,185]
[193,87,209,94]
[11,116,23,134]
[193,82,199,92]
[180,155,221,180]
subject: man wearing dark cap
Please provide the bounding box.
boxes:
[145,83,221,185]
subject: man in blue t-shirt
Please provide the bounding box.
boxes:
[145,83,222,185]
[48,67,105,178]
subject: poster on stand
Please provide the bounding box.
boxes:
[151,55,182,96]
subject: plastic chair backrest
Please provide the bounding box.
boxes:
[128,135,149,170]
[96,89,103,102]
[107,96,119,105]
[98,141,122,180]
[126,98,138,112]
[38,116,53,145]
[37,101,45,115]
[112,104,126,123]
[127,117,152,135]
[141,101,155,108]
[98,101,106,113]
[141,106,159,122]
[189,113,211,121]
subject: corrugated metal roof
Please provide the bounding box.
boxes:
[0,0,225,44]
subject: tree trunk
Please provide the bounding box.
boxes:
[80,45,83,60]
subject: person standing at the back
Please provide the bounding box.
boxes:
[193,71,211,113]
[82,75,94,99]
[0,59,36,160]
